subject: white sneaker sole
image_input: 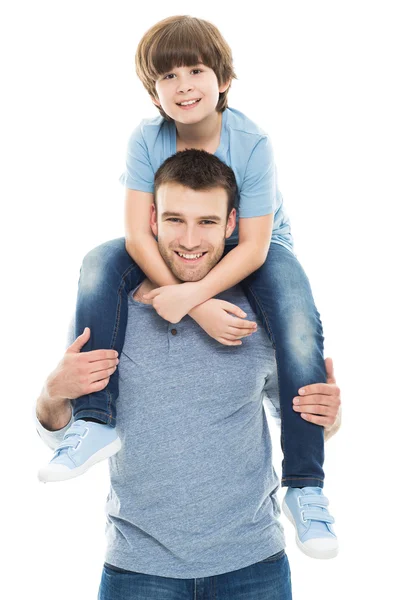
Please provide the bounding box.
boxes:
[282,500,339,559]
[38,437,122,483]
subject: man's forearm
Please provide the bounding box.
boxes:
[36,377,72,432]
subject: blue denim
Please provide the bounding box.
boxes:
[98,550,292,599]
[73,238,325,488]
[235,242,326,489]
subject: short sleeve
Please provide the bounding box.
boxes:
[262,373,281,427]
[238,136,276,218]
[119,123,155,193]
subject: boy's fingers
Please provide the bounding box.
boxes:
[220,301,247,318]
[228,316,257,328]
[228,326,256,337]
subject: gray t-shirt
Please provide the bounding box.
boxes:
[35,284,285,578]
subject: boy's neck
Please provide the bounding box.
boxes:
[175,111,222,152]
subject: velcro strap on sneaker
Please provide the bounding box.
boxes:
[64,425,87,439]
[299,495,329,508]
[302,509,335,524]
[54,440,78,453]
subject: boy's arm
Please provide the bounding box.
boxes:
[187,214,273,306]
[125,189,180,286]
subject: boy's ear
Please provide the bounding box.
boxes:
[150,94,161,108]
[219,78,231,94]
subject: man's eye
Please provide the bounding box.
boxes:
[167,218,181,222]
[201,220,215,225]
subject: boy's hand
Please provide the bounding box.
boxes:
[143,282,201,323]
[189,299,258,346]
[293,357,341,435]
[46,328,119,403]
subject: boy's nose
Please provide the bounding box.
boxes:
[177,81,194,94]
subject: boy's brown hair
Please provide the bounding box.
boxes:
[135,15,237,121]
[154,149,237,217]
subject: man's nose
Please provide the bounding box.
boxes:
[179,227,201,249]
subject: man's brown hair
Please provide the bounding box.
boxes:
[154,149,237,216]
[135,15,237,121]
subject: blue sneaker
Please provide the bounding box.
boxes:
[38,420,121,483]
[282,487,338,559]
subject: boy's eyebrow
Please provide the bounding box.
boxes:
[162,211,221,222]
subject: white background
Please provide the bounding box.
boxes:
[1,0,399,598]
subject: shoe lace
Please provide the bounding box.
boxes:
[299,494,335,524]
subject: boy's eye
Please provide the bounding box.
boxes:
[163,68,202,80]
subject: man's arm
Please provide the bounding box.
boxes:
[293,357,342,442]
[34,326,119,448]
[263,357,342,441]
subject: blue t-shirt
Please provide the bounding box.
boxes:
[35,285,285,579]
[120,107,293,250]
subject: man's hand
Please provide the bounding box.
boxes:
[292,357,342,440]
[190,299,258,346]
[46,327,119,402]
[143,282,201,323]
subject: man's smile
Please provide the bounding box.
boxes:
[174,251,207,263]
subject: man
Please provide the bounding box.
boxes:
[35,150,341,599]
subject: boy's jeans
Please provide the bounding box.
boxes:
[98,550,292,599]
[73,238,325,488]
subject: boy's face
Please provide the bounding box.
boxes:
[152,63,229,125]
[150,182,236,282]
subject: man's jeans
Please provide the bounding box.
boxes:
[98,550,292,599]
[73,237,326,488]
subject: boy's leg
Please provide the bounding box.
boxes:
[73,237,145,426]
[38,238,145,483]
[241,242,325,488]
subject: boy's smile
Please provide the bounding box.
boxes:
[153,63,229,124]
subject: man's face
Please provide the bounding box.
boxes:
[150,182,236,282]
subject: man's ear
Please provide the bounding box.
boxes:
[150,203,158,236]
[225,208,236,239]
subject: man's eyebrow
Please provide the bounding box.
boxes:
[162,211,221,222]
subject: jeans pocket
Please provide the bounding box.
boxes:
[104,562,136,575]
[258,549,286,563]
